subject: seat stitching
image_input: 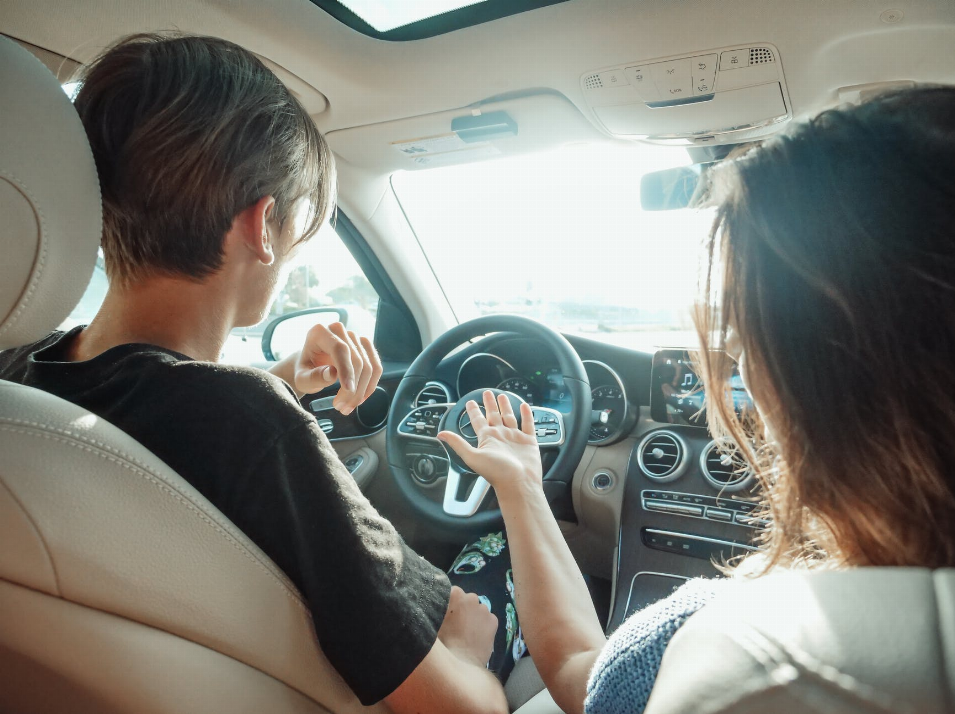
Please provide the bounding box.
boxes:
[0,476,61,595]
[0,171,46,339]
[0,424,311,616]
[0,411,276,555]
[0,413,165,472]
[0,576,334,712]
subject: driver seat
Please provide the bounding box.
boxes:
[0,35,386,714]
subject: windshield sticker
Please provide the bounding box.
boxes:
[411,145,501,168]
[392,132,472,155]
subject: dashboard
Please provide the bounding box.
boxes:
[451,349,637,446]
[401,333,761,633]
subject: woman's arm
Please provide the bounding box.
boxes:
[439,391,606,714]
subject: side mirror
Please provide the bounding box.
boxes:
[640,164,709,211]
[262,307,349,362]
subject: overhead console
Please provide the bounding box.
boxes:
[580,44,791,145]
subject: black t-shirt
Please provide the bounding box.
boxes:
[0,327,451,705]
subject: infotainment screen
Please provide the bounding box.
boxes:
[649,349,751,427]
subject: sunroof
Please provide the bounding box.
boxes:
[310,0,569,41]
[338,0,489,32]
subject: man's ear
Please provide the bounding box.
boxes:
[230,195,277,266]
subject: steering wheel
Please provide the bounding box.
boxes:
[386,315,592,537]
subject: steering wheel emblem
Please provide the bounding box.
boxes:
[458,407,486,440]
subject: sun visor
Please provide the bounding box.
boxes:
[325,92,602,173]
[580,44,791,145]
[255,54,329,115]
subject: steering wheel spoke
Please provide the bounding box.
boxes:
[396,403,453,443]
[442,464,492,517]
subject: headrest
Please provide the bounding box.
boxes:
[0,35,101,350]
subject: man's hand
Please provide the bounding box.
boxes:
[438,390,543,498]
[386,584,508,714]
[437,585,498,669]
[290,322,382,413]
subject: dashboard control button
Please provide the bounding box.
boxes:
[592,472,613,491]
[643,528,757,560]
[651,58,692,99]
[706,507,733,522]
[724,499,756,513]
[692,53,718,95]
[644,499,704,517]
[624,65,658,101]
[734,512,769,528]
[412,455,440,484]
[720,50,749,70]
[598,69,629,88]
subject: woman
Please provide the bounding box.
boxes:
[439,86,955,714]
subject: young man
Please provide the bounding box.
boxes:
[0,34,506,714]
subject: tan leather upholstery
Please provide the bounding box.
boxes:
[0,35,99,350]
[645,568,955,714]
[0,35,383,714]
[0,382,391,713]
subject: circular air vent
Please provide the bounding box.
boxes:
[415,381,452,408]
[637,431,688,482]
[700,440,754,492]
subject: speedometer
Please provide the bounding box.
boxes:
[497,377,538,406]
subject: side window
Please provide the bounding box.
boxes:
[222,223,380,365]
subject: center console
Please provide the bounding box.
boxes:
[608,349,761,631]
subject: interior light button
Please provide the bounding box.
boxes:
[598,69,629,88]
[692,54,718,95]
[624,65,659,101]
[720,50,750,70]
[651,59,692,99]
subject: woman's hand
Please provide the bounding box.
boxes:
[438,390,543,497]
[292,322,382,413]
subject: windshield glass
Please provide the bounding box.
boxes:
[392,142,713,350]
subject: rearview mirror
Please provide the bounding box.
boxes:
[262,307,349,362]
[640,164,709,211]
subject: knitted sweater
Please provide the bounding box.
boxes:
[584,578,721,714]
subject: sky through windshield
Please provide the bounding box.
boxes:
[392,142,713,350]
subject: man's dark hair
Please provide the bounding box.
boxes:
[74,33,334,284]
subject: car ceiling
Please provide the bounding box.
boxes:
[4,0,955,174]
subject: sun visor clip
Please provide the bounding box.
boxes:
[451,111,518,143]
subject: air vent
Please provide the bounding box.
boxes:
[584,74,603,90]
[415,382,452,408]
[749,47,774,65]
[700,441,754,492]
[637,431,688,482]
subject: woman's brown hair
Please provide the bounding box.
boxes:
[695,87,955,573]
[73,33,335,284]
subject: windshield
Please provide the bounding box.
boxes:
[392,142,713,350]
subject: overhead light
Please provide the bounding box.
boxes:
[337,0,490,32]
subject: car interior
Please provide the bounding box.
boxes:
[2,1,955,713]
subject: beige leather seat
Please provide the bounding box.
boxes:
[0,35,384,714]
[513,568,955,713]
